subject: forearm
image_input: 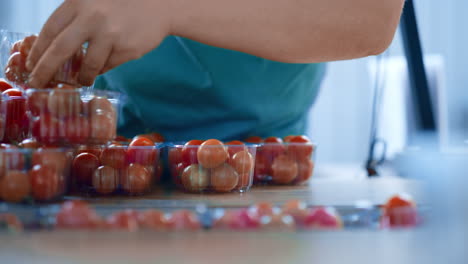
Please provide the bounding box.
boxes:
[170,0,405,63]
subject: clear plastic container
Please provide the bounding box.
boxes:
[0,30,85,87]
[0,94,8,142]
[0,147,72,203]
[71,143,163,196]
[2,91,30,143]
[26,88,122,146]
[253,141,317,185]
[168,141,257,193]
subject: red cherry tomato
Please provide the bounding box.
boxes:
[32,115,60,144]
[0,79,14,92]
[197,139,228,169]
[210,164,239,192]
[121,163,152,194]
[90,113,116,143]
[295,159,314,184]
[287,135,314,159]
[263,137,286,161]
[126,137,158,166]
[55,200,102,230]
[106,210,139,231]
[181,164,210,193]
[172,162,188,185]
[100,144,127,169]
[88,96,115,117]
[47,88,82,119]
[137,210,168,230]
[76,145,102,157]
[181,140,203,164]
[283,135,295,143]
[63,116,90,144]
[30,164,61,201]
[168,147,182,168]
[0,170,30,203]
[245,136,263,144]
[271,155,298,184]
[225,140,246,158]
[282,200,308,225]
[73,153,100,187]
[32,148,70,174]
[92,166,118,195]
[230,150,254,175]
[253,153,270,183]
[166,210,201,231]
[303,207,342,230]
[382,194,418,228]
[4,52,28,84]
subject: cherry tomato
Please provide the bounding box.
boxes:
[139,132,165,143]
[260,214,296,231]
[245,136,263,144]
[215,209,260,230]
[73,153,100,187]
[263,137,286,161]
[303,207,342,230]
[76,145,102,157]
[181,140,203,164]
[0,145,25,176]
[0,79,13,93]
[10,40,22,53]
[18,138,41,149]
[32,115,60,144]
[90,113,116,143]
[63,116,90,144]
[55,200,102,230]
[19,35,36,57]
[253,153,270,183]
[166,210,201,231]
[197,139,228,169]
[47,88,82,119]
[271,154,298,184]
[100,144,127,169]
[0,170,30,203]
[230,150,254,175]
[2,89,22,97]
[30,165,60,201]
[168,147,183,168]
[92,166,118,195]
[4,52,28,84]
[225,140,246,158]
[126,137,158,166]
[172,162,188,185]
[282,200,309,225]
[382,194,418,228]
[283,135,295,143]
[121,163,152,194]
[106,210,139,231]
[181,164,210,193]
[88,96,115,117]
[32,148,70,174]
[295,159,314,184]
[137,210,168,230]
[287,135,314,159]
[210,164,239,192]
[250,202,275,217]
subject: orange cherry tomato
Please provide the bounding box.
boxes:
[245,136,263,144]
[126,137,158,166]
[0,78,13,92]
[32,148,70,174]
[100,144,127,169]
[225,140,246,158]
[30,165,60,201]
[295,159,314,184]
[137,210,168,230]
[92,166,119,194]
[210,164,239,192]
[73,153,100,187]
[47,88,82,119]
[230,150,254,175]
[181,140,203,164]
[287,135,314,159]
[90,113,116,143]
[106,210,139,231]
[55,200,102,230]
[181,164,210,192]
[121,163,152,194]
[197,139,228,169]
[0,170,30,203]
[271,154,298,184]
[166,210,201,231]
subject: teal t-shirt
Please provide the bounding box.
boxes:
[95,36,325,141]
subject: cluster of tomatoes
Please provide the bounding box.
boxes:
[4,34,83,87]
[72,135,162,196]
[245,135,315,185]
[168,139,256,193]
[0,145,72,203]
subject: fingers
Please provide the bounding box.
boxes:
[26,1,77,71]
[78,36,113,86]
[28,18,89,88]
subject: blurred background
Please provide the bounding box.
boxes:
[0,0,466,166]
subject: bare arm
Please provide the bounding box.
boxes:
[27,0,404,88]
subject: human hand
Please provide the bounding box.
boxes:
[27,0,173,87]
